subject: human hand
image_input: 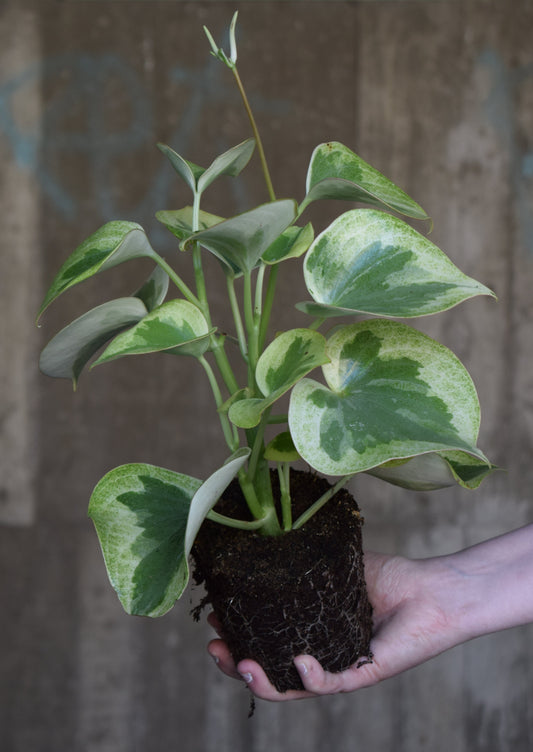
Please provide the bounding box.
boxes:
[207,551,465,701]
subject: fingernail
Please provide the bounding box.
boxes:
[295,658,308,676]
[240,671,253,684]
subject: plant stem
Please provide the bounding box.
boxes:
[292,474,356,530]
[277,462,292,531]
[232,65,276,202]
[243,269,260,389]
[199,355,239,451]
[210,338,240,395]
[206,509,268,531]
[152,254,201,308]
[308,317,326,331]
[258,264,279,353]
[226,275,248,359]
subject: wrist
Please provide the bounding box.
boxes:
[436,525,533,643]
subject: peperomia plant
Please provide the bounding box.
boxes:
[38,13,495,620]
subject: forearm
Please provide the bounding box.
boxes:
[439,523,533,642]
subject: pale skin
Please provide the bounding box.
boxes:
[207,524,533,701]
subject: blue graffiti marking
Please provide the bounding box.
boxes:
[0,51,290,239]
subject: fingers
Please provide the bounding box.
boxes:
[292,654,382,694]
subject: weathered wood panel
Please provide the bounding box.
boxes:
[1,1,532,750]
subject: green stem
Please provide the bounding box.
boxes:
[247,411,269,481]
[232,65,276,202]
[267,413,288,424]
[278,462,292,531]
[226,275,248,360]
[243,270,259,389]
[199,355,239,451]
[152,254,201,308]
[308,317,326,331]
[292,474,356,530]
[206,509,268,531]
[258,263,279,353]
[210,338,240,395]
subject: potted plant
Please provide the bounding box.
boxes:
[37,13,495,693]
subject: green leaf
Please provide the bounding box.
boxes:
[38,221,157,319]
[367,451,497,490]
[301,141,429,220]
[93,299,212,365]
[183,200,298,275]
[156,207,224,242]
[300,209,495,319]
[88,464,202,617]
[228,398,266,429]
[88,451,250,618]
[288,319,490,476]
[39,297,148,387]
[229,329,328,429]
[264,432,301,462]
[184,448,250,553]
[157,143,205,193]
[197,139,255,194]
[262,223,314,265]
[256,329,329,397]
[133,266,169,311]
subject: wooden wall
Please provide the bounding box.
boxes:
[1,1,532,749]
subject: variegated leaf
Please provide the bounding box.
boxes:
[289,320,490,476]
[367,451,496,491]
[262,223,314,265]
[88,463,202,617]
[38,221,157,319]
[184,448,250,554]
[300,209,494,319]
[93,299,212,365]
[301,141,429,220]
[229,329,328,428]
[183,200,298,275]
[39,297,148,387]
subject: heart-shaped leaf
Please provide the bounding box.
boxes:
[262,223,314,265]
[301,141,429,220]
[156,207,224,242]
[367,451,497,490]
[93,299,212,365]
[183,200,298,275]
[157,143,205,193]
[133,266,169,311]
[184,448,250,554]
[256,329,328,397]
[289,320,490,476]
[197,139,255,194]
[229,329,328,428]
[88,463,202,617]
[38,221,157,319]
[299,209,494,319]
[39,297,148,387]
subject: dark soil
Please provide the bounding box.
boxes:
[191,470,374,693]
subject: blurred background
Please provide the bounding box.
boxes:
[1,1,532,749]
